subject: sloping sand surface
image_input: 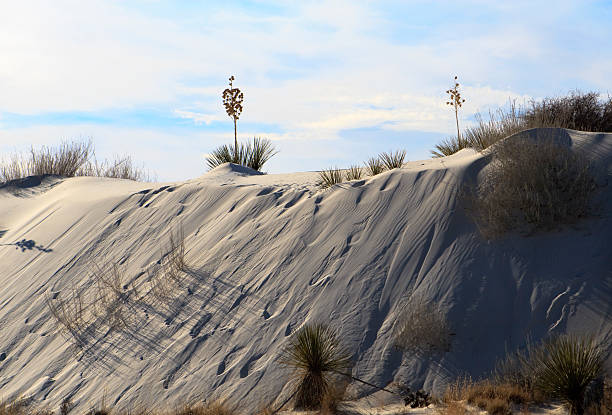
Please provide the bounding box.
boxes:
[0,128,610,412]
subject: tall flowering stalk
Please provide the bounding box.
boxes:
[446,75,466,147]
[222,75,244,161]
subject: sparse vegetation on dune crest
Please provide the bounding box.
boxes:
[0,139,152,183]
[432,91,612,157]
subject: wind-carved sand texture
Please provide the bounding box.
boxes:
[0,128,610,412]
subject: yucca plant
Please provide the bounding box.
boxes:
[365,157,385,176]
[279,323,352,409]
[345,165,363,181]
[206,137,277,172]
[522,336,605,415]
[318,167,343,189]
[380,150,406,169]
[244,137,277,171]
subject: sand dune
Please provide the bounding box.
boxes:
[0,128,610,412]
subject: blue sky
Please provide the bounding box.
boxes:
[1,0,611,181]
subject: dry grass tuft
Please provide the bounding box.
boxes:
[0,140,151,183]
[471,135,596,237]
[393,301,453,356]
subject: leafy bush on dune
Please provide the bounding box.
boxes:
[206,137,277,172]
[471,134,596,237]
[279,323,352,410]
[0,139,151,182]
[432,91,612,157]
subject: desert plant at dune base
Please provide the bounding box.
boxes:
[522,336,605,415]
[280,323,352,410]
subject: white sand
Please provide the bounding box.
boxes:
[0,128,610,413]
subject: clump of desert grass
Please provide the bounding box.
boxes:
[365,156,386,176]
[279,323,352,410]
[205,137,277,172]
[344,165,364,181]
[0,139,152,183]
[379,150,406,170]
[318,167,344,189]
[432,91,612,157]
[470,134,596,237]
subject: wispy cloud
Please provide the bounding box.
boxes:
[0,0,610,180]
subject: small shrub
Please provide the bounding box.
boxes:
[379,150,406,169]
[472,135,596,237]
[524,91,612,133]
[318,167,343,189]
[279,323,352,410]
[365,157,385,176]
[344,165,363,181]
[393,301,453,356]
[206,137,276,172]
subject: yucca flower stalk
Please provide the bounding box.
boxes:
[446,75,466,148]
